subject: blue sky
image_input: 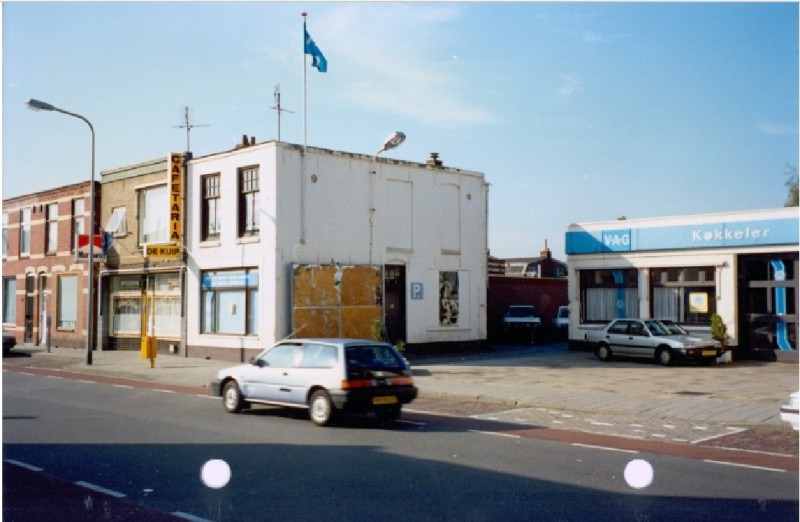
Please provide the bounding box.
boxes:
[3,2,798,260]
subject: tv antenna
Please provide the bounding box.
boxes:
[173,106,209,152]
[270,84,294,141]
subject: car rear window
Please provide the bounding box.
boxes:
[345,345,405,377]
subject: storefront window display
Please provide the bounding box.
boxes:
[201,269,259,335]
[650,267,716,324]
[579,269,638,322]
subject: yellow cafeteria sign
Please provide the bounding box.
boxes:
[169,153,184,243]
[146,244,182,259]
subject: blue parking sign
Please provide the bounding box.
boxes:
[411,282,424,300]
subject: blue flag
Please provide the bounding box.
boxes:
[304,23,327,73]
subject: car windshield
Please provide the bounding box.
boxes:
[507,307,537,318]
[644,320,670,336]
[345,345,405,377]
[657,320,689,335]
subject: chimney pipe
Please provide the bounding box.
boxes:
[427,152,443,167]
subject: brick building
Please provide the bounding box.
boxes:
[2,181,100,349]
[97,155,186,354]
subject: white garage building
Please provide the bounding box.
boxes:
[565,207,798,362]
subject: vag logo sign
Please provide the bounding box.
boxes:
[601,230,632,251]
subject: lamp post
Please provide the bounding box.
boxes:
[26,98,95,365]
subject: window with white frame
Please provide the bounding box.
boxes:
[72,199,85,252]
[57,274,78,329]
[46,203,58,254]
[650,267,716,324]
[3,277,16,323]
[201,269,259,335]
[2,213,8,258]
[20,208,31,256]
[139,185,168,245]
[201,174,221,241]
[580,268,639,322]
[106,207,127,237]
[238,167,259,237]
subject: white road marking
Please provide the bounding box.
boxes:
[5,459,43,472]
[703,460,786,473]
[572,443,639,454]
[75,481,127,498]
[468,429,521,439]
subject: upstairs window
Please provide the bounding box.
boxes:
[238,167,259,237]
[2,213,8,257]
[46,203,58,254]
[201,174,221,241]
[106,207,128,237]
[19,208,31,257]
[139,185,168,245]
[72,199,85,252]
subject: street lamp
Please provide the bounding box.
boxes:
[26,98,96,365]
[369,132,406,265]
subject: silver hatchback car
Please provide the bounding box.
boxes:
[211,339,418,426]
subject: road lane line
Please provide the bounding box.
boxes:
[173,512,215,522]
[703,460,786,473]
[5,459,43,472]
[572,443,639,454]
[75,481,127,498]
[113,384,133,389]
[468,429,521,439]
[397,419,427,426]
[692,427,746,444]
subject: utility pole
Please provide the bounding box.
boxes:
[270,84,294,142]
[173,106,209,153]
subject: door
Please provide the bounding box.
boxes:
[38,275,48,345]
[24,274,35,344]
[384,265,407,344]
[244,344,300,403]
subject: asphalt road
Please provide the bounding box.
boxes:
[3,370,798,521]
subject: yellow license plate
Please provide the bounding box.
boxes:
[702,350,717,357]
[373,396,398,405]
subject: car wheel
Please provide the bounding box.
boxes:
[596,344,612,362]
[309,390,335,426]
[222,381,244,413]
[657,348,674,366]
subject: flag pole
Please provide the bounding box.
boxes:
[300,11,308,243]
[302,11,308,155]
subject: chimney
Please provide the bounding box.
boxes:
[236,135,255,150]
[426,152,443,167]
[540,240,552,260]
[250,136,256,146]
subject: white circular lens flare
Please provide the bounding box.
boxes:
[624,459,654,489]
[201,459,231,489]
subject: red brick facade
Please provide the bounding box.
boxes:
[2,181,100,349]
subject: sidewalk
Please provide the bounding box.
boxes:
[3,343,798,451]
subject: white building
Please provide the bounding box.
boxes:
[185,140,488,361]
[565,207,798,362]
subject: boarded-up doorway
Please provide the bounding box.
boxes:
[292,264,383,339]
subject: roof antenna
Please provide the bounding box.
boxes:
[270,84,294,142]
[173,106,209,153]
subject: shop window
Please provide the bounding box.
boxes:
[439,271,459,326]
[113,297,141,334]
[201,269,259,335]
[651,267,716,324]
[580,268,639,322]
[154,297,181,337]
[57,275,78,329]
[3,277,16,323]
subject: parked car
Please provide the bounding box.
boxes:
[585,319,722,366]
[3,331,17,356]
[503,305,541,332]
[780,391,799,431]
[554,306,570,330]
[211,339,417,426]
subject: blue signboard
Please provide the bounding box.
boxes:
[410,282,424,300]
[566,217,798,255]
